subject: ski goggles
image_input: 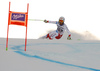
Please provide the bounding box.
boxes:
[59,20,64,22]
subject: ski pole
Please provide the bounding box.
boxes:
[28,19,44,21]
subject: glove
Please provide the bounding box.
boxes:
[44,20,49,23]
[67,35,71,40]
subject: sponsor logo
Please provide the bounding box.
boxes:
[11,13,25,21]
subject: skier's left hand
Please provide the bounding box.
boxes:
[67,35,71,40]
[44,20,48,23]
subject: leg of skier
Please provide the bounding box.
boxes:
[40,31,58,39]
[39,32,55,39]
[48,31,58,40]
[55,33,63,39]
[39,31,63,40]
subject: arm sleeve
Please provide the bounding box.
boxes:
[48,21,58,24]
[65,25,71,36]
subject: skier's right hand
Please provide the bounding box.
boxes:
[67,35,71,40]
[67,36,71,40]
[44,20,48,23]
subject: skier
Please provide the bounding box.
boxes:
[40,16,71,40]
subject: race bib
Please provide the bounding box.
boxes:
[57,26,64,33]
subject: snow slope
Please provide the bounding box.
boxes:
[0,38,100,71]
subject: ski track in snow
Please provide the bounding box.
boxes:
[4,42,99,71]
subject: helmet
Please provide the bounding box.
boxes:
[59,16,65,22]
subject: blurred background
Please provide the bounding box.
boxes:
[0,0,100,40]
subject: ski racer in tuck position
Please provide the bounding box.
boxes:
[40,16,71,40]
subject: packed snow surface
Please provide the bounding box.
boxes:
[0,38,100,71]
